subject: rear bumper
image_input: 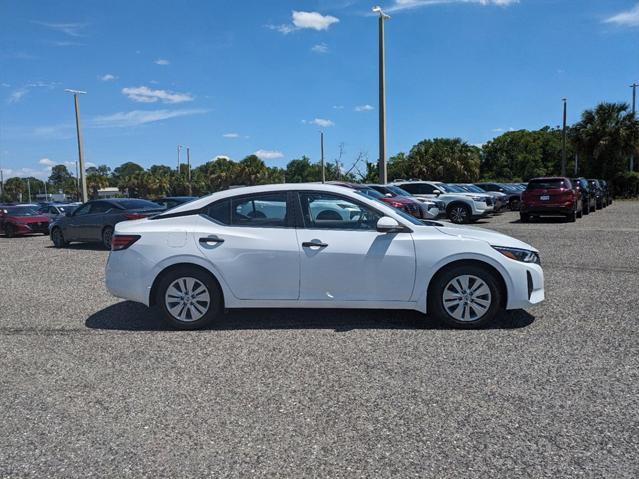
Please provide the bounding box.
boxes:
[521,204,573,215]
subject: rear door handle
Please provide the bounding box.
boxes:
[199,236,224,244]
[302,241,328,248]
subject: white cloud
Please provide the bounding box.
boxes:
[8,88,28,103]
[91,109,207,128]
[355,104,374,112]
[311,43,329,54]
[211,155,231,161]
[122,86,193,104]
[154,58,170,65]
[99,74,117,81]
[292,11,339,30]
[386,0,519,13]
[254,149,284,160]
[604,3,639,27]
[303,118,335,127]
[333,105,344,109]
[31,21,87,37]
[267,10,339,34]
[223,133,240,138]
[38,158,55,167]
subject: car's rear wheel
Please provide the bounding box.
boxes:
[583,203,589,215]
[577,206,583,219]
[567,210,577,222]
[447,204,471,224]
[102,226,114,250]
[520,213,530,223]
[156,267,222,330]
[51,227,68,247]
[428,265,502,329]
[4,223,16,238]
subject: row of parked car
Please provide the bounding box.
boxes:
[0,177,612,249]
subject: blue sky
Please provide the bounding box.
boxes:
[1,0,638,180]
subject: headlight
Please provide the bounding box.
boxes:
[492,246,540,265]
[470,196,484,202]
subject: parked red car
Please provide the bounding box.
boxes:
[520,177,582,223]
[329,182,430,219]
[0,206,50,237]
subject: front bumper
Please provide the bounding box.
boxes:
[506,262,545,310]
[15,222,49,234]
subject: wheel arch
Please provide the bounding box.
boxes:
[149,262,225,309]
[419,258,510,315]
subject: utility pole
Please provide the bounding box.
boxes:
[631,83,638,172]
[320,131,325,183]
[44,181,48,201]
[65,89,88,202]
[177,145,182,172]
[186,147,192,195]
[373,6,390,184]
[75,160,80,200]
[0,164,4,200]
[561,98,567,177]
[27,178,31,203]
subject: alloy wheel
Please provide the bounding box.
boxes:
[449,206,469,224]
[442,275,492,322]
[164,277,211,322]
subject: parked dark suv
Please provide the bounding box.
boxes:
[520,177,582,223]
[571,177,595,215]
[50,198,164,249]
[599,180,612,206]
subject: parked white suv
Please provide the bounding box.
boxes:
[393,181,493,224]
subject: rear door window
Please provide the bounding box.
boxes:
[231,193,289,228]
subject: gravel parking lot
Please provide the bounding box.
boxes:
[1,203,638,478]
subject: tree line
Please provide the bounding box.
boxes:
[2,101,638,203]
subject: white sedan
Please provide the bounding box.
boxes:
[105,184,544,329]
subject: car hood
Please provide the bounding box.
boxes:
[434,224,537,252]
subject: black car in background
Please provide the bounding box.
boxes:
[474,183,522,210]
[587,179,606,210]
[571,177,595,214]
[155,196,198,210]
[50,198,164,249]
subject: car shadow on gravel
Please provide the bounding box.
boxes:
[46,243,108,251]
[510,217,572,224]
[85,301,535,332]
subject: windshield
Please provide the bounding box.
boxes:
[386,185,412,196]
[527,179,567,190]
[355,188,385,200]
[4,207,38,216]
[461,184,485,193]
[443,184,466,193]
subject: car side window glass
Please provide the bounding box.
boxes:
[204,200,231,225]
[299,192,381,230]
[231,193,288,227]
[73,204,92,216]
[90,202,112,214]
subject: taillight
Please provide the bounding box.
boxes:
[124,213,146,220]
[389,201,404,208]
[111,234,141,251]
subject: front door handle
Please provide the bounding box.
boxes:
[302,241,328,248]
[199,236,224,244]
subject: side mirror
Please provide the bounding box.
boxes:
[433,189,441,196]
[376,216,403,233]
[384,193,393,198]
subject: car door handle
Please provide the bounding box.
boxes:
[302,241,328,248]
[199,236,224,244]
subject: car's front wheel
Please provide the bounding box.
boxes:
[447,204,471,224]
[156,267,222,330]
[428,265,502,329]
[51,227,68,247]
[4,223,16,238]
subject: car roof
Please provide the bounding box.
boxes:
[154,183,406,219]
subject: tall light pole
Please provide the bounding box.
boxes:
[177,145,183,172]
[65,89,88,202]
[631,83,638,172]
[373,6,390,184]
[186,147,192,195]
[320,131,325,183]
[561,98,567,177]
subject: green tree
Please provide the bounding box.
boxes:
[112,162,144,182]
[48,165,73,188]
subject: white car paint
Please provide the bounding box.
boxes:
[105,183,544,318]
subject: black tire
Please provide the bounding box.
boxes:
[596,200,602,210]
[447,203,471,224]
[428,264,502,329]
[509,199,520,211]
[583,204,589,215]
[590,203,596,213]
[156,266,223,330]
[102,226,114,250]
[566,210,577,222]
[577,207,583,219]
[520,213,530,223]
[4,223,16,238]
[51,227,68,247]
